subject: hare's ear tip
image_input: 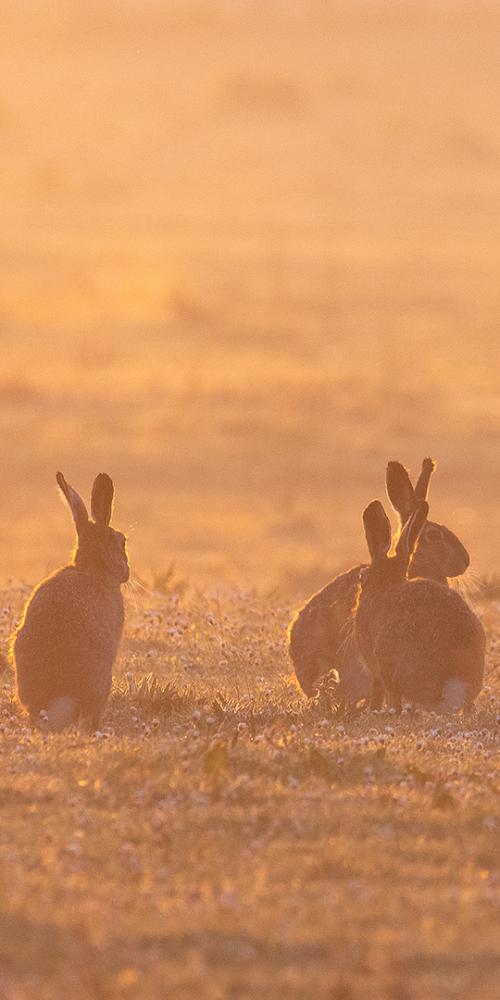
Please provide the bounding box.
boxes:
[422,457,436,472]
[386,460,408,480]
[363,499,383,519]
[56,471,65,487]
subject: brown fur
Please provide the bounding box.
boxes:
[355,500,484,712]
[12,472,129,731]
[288,459,470,701]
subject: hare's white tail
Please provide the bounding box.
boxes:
[44,696,79,731]
[440,679,466,713]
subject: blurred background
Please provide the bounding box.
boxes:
[1,0,500,590]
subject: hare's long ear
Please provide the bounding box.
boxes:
[362,500,392,565]
[414,457,436,501]
[386,461,415,523]
[56,472,89,537]
[395,500,429,572]
[91,473,114,527]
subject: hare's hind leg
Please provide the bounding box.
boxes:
[370,675,384,710]
[83,712,103,734]
[386,688,402,713]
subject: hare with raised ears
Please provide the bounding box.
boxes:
[12,472,129,732]
[288,458,470,702]
[355,499,484,712]
[386,459,469,583]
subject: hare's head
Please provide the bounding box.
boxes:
[56,472,129,584]
[362,498,429,587]
[386,458,469,582]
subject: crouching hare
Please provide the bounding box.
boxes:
[13,472,129,731]
[355,499,484,712]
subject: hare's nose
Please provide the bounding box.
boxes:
[448,548,469,577]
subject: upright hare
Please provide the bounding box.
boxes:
[13,472,129,731]
[355,498,484,712]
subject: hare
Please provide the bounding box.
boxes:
[355,499,484,712]
[12,472,129,732]
[288,459,470,702]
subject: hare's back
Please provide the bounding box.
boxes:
[376,579,484,702]
[400,579,482,641]
[379,579,484,656]
[18,566,123,647]
[15,566,124,710]
[291,564,367,643]
[289,564,368,695]
[312,564,368,620]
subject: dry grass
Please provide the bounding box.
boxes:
[0,583,499,999]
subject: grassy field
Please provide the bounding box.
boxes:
[2,0,500,997]
[0,583,499,999]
